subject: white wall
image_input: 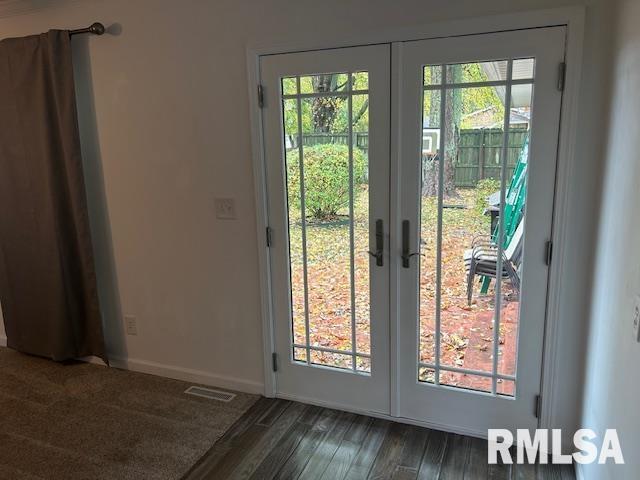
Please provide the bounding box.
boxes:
[580,0,640,477]
[0,0,614,431]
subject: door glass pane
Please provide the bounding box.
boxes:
[282,77,298,95]
[418,59,535,396]
[352,72,369,90]
[512,58,535,80]
[281,73,371,373]
[424,65,443,86]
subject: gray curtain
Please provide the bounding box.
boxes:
[0,30,107,363]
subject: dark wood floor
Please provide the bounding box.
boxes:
[183,397,575,480]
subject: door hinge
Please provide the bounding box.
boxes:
[534,394,542,418]
[257,84,264,108]
[545,240,553,266]
[272,352,278,372]
[266,226,273,247]
[557,62,566,91]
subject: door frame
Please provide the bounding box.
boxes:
[246,6,586,436]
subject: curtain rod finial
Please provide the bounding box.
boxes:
[89,23,105,35]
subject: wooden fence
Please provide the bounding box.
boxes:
[294,128,527,187]
[287,133,369,153]
[454,128,528,187]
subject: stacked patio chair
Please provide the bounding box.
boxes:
[464,219,523,305]
[464,135,529,304]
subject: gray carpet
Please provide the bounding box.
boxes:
[0,347,258,480]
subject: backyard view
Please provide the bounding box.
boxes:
[282,60,533,396]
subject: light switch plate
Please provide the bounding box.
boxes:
[215,198,236,220]
[633,295,640,343]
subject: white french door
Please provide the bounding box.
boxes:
[395,28,565,433]
[261,45,391,414]
[259,27,565,434]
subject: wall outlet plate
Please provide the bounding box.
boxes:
[215,198,236,220]
[633,296,640,343]
[124,315,138,336]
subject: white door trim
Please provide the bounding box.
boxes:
[246,6,585,432]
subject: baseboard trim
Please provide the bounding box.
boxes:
[105,355,264,395]
[275,391,487,439]
[0,339,263,395]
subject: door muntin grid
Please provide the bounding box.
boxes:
[418,58,535,396]
[280,71,372,374]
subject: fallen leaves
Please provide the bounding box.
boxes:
[287,187,519,391]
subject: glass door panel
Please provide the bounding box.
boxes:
[261,45,390,414]
[282,72,371,372]
[418,61,535,396]
[397,27,565,434]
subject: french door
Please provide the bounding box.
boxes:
[260,27,565,434]
[396,28,564,433]
[261,45,391,413]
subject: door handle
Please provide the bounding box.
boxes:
[368,219,384,267]
[402,220,421,268]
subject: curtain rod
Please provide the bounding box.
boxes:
[69,23,105,37]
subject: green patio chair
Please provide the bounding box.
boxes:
[477,135,529,294]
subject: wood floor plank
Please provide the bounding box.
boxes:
[439,433,471,480]
[227,401,307,480]
[184,398,576,480]
[535,463,563,480]
[464,436,489,479]
[344,414,374,444]
[417,429,448,480]
[297,411,357,480]
[319,415,373,480]
[367,422,410,480]
[195,400,302,479]
[248,405,322,480]
[391,466,420,480]
[343,418,389,480]
[487,460,512,480]
[512,462,576,480]
[182,397,276,480]
[273,408,342,480]
[559,464,576,480]
[397,425,430,471]
[512,462,537,480]
[256,398,293,427]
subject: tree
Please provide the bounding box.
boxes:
[443,64,462,197]
[283,74,371,137]
[423,63,503,198]
[311,75,344,133]
[423,65,462,198]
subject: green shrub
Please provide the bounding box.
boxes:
[474,178,501,215]
[287,144,367,220]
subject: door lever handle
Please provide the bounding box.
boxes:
[402,220,422,268]
[368,219,384,267]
